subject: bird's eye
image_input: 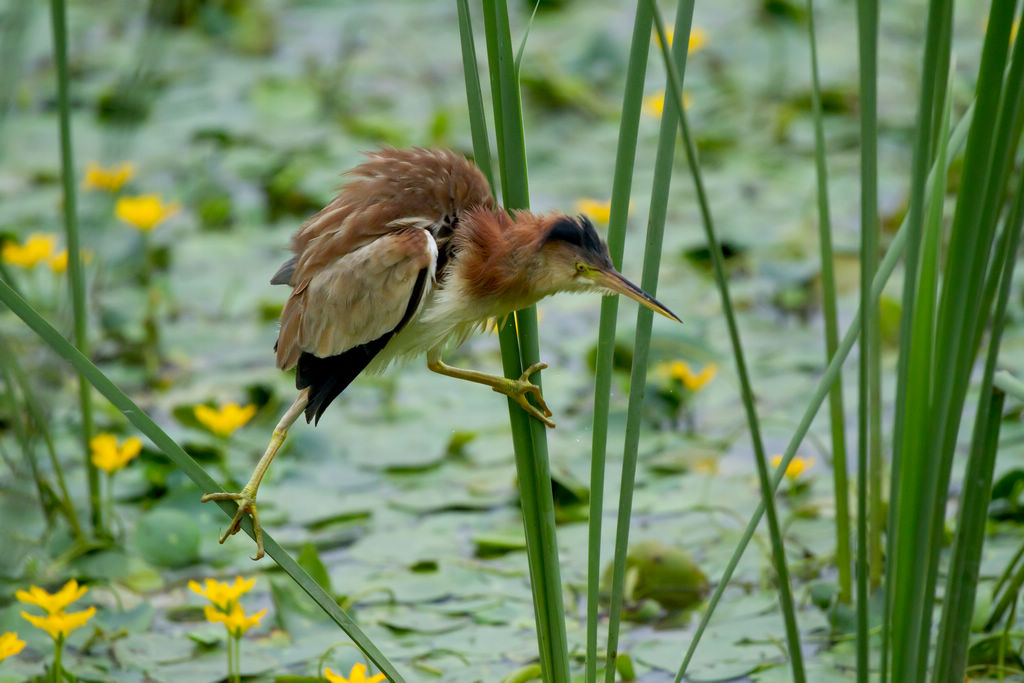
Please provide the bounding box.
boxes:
[575,263,587,273]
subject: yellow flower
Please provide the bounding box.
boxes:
[89,434,143,473]
[16,579,88,614]
[189,576,256,611]
[115,194,180,232]
[324,663,387,683]
[194,402,257,437]
[83,161,136,192]
[771,455,815,481]
[21,607,95,641]
[692,456,719,475]
[642,90,692,118]
[574,198,612,224]
[666,361,717,392]
[48,250,68,273]
[2,234,57,269]
[203,604,266,637]
[653,26,708,53]
[0,632,25,662]
[47,249,93,274]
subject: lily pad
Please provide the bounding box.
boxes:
[132,508,202,568]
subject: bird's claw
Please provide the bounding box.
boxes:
[496,362,556,428]
[200,488,265,560]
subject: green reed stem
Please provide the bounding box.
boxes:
[933,108,1024,680]
[674,103,973,680]
[601,3,695,679]
[0,334,81,538]
[649,1,804,679]
[934,366,1008,679]
[52,636,62,683]
[585,4,652,682]
[985,546,1024,633]
[459,2,555,674]
[479,2,569,679]
[0,359,51,523]
[894,2,1017,677]
[231,634,242,683]
[0,278,407,682]
[854,0,880,677]
[804,0,850,605]
[884,3,953,678]
[992,537,1024,603]
[456,0,494,188]
[48,0,103,536]
[0,0,31,151]
[969,35,1024,366]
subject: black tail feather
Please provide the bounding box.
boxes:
[296,333,394,425]
[293,266,429,425]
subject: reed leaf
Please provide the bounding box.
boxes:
[586,3,652,682]
[884,2,953,678]
[456,0,494,188]
[934,163,1024,680]
[601,2,694,679]
[48,0,103,535]
[0,333,81,538]
[478,2,570,679]
[0,355,51,523]
[647,0,805,679]
[854,0,880,675]
[804,0,850,605]
[891,1,1018,677]
[674,104,974,680]
[0,278,406,682]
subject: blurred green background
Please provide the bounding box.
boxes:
[1,0,1019,681]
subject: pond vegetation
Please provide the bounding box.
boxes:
[1,0,1024,681]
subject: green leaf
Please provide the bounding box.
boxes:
[132,508,202,568]
[297,542,332,593]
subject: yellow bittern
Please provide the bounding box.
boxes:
[203,147,679,558]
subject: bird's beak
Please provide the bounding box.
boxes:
[590,269,682,323]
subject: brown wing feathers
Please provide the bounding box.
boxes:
[273,148,493,422]
[298,264,430,424]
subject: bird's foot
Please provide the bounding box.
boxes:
[494,362,555,428]
[200,486,265,560]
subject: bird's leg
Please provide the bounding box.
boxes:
[201,388,309,560]
[427,356,555,428]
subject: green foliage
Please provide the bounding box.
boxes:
[133,508,202,568]
[2,1,1022,681]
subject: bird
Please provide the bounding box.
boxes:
[202,147,680,559]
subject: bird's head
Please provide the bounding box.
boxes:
[533,213,681,323]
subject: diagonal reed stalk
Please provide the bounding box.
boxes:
[674,103,974,680]
[472,2,570,679]
[646,2,805,680]
[804,0,851,606]
[0,277,407,682]
[585,3,652,682]
[48,0,103,536]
